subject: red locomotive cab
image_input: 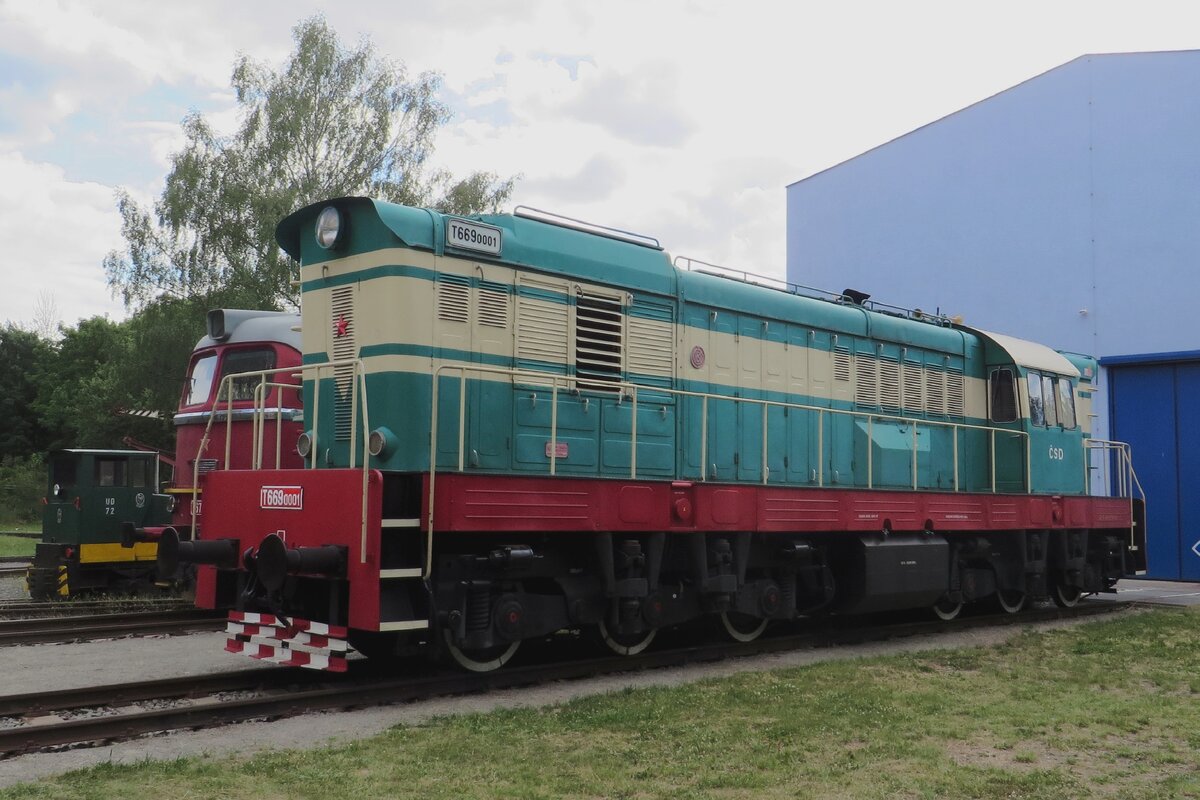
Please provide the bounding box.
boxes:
[169,310,305,534]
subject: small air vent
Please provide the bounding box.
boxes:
[478,281,509,328]
[437,277,470,323]
[197,459,219,474]
[834,347,852,383]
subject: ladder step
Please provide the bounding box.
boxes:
[381,518,421,529]
[380,568,423,579]
[379,619,430,632]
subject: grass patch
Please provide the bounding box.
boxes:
[3,608,1199,799]
[0,534,35,558]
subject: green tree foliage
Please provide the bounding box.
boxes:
[34,317,170,451]
[104,15,516,310]
[0,325,54,462]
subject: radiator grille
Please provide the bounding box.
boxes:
[330,286,357,440]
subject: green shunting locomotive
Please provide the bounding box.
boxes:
[27,449,175,600]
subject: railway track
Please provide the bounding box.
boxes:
[0,600,1129,757]
[0,598,192,617]
[0,609,225,647]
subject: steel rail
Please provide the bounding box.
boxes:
[0,600,1130,757]
[0,609,223,646]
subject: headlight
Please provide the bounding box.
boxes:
[368,427,396,458]
[297,430,315,458]
[165,496,177,513]
[52,483,62,497]
[315,206,341,249]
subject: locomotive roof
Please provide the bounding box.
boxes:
[192,310,302,352]
[965,328,1081,377]
[277,197,677,296]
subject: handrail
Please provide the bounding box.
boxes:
[1084,438,1147,552]
[428,363,1033,565]
[189,358,373,563]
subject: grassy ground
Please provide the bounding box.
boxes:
[0,534,35,558]
[3,608,1198,800]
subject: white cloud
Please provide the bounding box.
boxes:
[0,152,126,327]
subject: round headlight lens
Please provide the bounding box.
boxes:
[52,483,62,497]
[297,431,314,458]
[315,207,341,249]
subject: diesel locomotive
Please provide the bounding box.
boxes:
[26,310,302,600]
[165,197,1146,671]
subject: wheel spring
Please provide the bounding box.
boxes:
[466,585,492,632]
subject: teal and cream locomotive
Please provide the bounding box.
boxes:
[168,198,1146,671]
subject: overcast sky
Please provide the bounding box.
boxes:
[1,0,1197,329]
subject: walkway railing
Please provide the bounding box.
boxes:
[1084,438,1146,552]
[191,359,373,563]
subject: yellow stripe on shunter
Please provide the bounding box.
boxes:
[78,542,158,564]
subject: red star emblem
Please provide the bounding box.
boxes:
[334,315,349,337]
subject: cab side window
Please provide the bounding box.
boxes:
[95,458,127,488]
[989,368,1017,423]
[1057,380,1077,429]
[1027,372,1045,426]
[1041,375,1059,427]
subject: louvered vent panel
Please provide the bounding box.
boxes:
[925,368,946,416]
[437,277,470,323]
[478,281,509,328]
[516,280,568,366]
[834,347,852,383]
[947,369,965,418]
[855,353,878,407]
[576,292,624,389]
[330,287,357,440]
[627,316,673,383]
[879,359,901,411]
[902,362,924,414]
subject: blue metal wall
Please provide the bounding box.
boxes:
[1105,353,1200,580]
[787,50,1200,579]
[787,50,1200,451]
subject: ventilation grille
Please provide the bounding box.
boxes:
[925,368,946,416]
[330,286,357,440]
[575,292,624,389]
[516,278,568,366]
[437,276,470,323]
[855,354,877,407]
[478,281,509,328]
[879,359,901,411]
[947,369,965,418]
[834,347,852,383]
[902,362,924,414]
[627,302,673,386]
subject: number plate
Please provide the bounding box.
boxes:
[260,486,304,510]
[446,218,503,255]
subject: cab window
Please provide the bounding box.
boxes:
[1027,372,1045,426]
[222,348,277,402]
[129,458,148,488]
[1041,375,1059,427]
[50,456,77,489]
[1058,380,1077,429]
[185,354,217,406]
[95,458,127,487]
[989,368,1017,423]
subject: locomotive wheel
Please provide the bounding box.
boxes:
[995,590,1027,614]
[1052,583,1083,608]
[932,596,964,621]
[442,631,520,673]
[718,611,769,643]
[598,619,657,656]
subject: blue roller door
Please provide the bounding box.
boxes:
[1105,352,1200,580]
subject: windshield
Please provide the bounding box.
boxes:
[221,348,278,402]
[185,354,218,406]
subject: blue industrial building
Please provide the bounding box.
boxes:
[786,50,1200,579]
